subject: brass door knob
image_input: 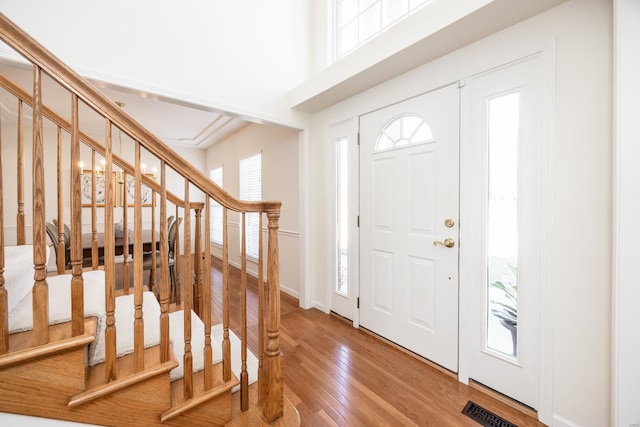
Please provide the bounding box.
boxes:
[433,238,455,248]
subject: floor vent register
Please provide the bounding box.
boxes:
[461,401,519,427]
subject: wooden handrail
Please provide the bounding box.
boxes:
[0,12,280,215]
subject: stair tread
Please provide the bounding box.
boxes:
[68,344,178,407]
[0,318,96,369]
[162,362,239,422]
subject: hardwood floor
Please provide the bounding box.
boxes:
[204,258,547,427]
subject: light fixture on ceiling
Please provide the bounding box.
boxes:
[80,101,156,183]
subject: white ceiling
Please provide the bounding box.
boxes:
[0,58,248,150]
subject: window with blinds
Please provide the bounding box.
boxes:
[209,166,223,245]
[239,153,262,259]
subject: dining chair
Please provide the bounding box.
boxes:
[143,217,181,297]
[46,222,71,269]
[53,219,105,267]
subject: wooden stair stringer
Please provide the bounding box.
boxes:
[69,344,179,407]
[161,363,240,424]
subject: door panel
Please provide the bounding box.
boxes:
[360,84,460,372]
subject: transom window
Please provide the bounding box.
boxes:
[375,114,433,151]
[335,0,432,60]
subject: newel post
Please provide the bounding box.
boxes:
[262,209,283,422]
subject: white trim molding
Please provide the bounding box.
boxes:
[612,1,640,426]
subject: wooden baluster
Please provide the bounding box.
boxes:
[240,212,249,411]
[149,188,157,295]
[174,205,181,305]
[16,99,25,246]
[0,113,7,354]
[183,182,193,398]
[159,163,170,363]
[56,126,65,274]
[203,200,213,390]
[263,209,283,422]
[122,172,130,294]
[133,142,144,372]
[70,94,84,336]
[104,120,117,382]
[222,207,231,381]
[194,207,202,316]
[258,213,265,403]
[91,151,98,270]
[31,66,49,346]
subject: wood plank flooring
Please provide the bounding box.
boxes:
[205,258,547,427]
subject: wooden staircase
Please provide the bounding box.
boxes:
[0,12,298,427]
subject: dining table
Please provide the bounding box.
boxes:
[81,229,159,260]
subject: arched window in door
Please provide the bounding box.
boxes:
[375,114,434,151]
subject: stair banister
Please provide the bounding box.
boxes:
[203,200,213,389]
[55,126,65,274]
[159,163,171,363]
[103,119,117,381]
[70,93,85,336]
[183,180,193,399]
[264,210,283,422]
[0,10,286,422]
[32,65,50,346]
[16,99,25,246]
[133,141,145,372]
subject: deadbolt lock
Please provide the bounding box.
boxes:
[444,218,455,228]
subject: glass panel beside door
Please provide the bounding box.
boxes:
[486,91,519,359]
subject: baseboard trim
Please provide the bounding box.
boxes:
[552,413,582,427]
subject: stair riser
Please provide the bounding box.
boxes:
[0,348,86,418]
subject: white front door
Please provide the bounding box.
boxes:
[359,84,460,372]
[461,54,543,408]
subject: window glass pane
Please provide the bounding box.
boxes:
[209,167,223,244]
[413,122,434,142]
[334,0,432,61]
[486,92,520,358]
[239,153,262,259]
[338,20,358,57]
[385,117,401,141]
[382,0,408,28]
[375,114,433,151]
[409,0,430,12]
[401,115,422,141]
[359,4,381,42]
[339,0,358,26]
[360,0,378,13]
[336,138,349,295]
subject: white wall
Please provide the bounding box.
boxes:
[205,123,299,298]
[306,0,611,425]
[0,0,311,128]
